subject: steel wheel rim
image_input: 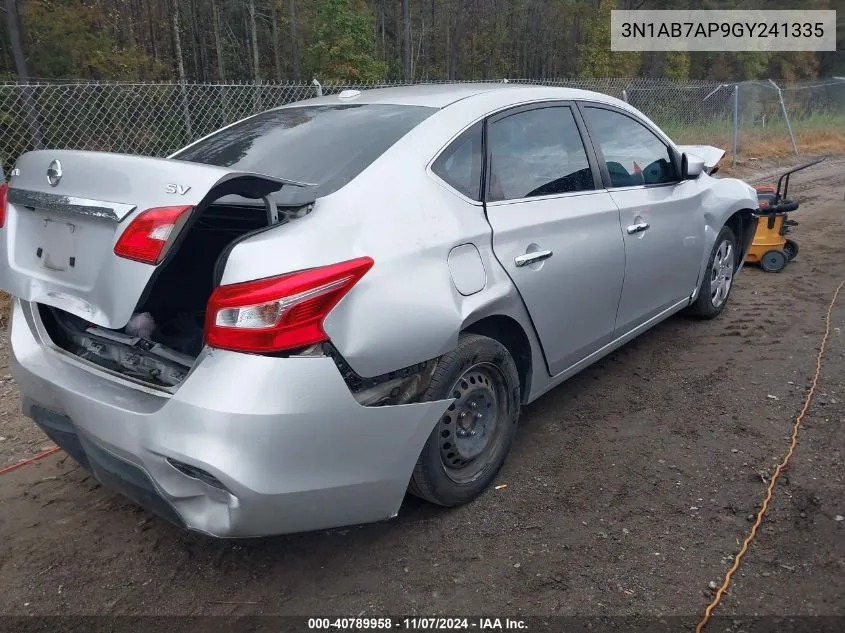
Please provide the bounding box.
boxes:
[710,240,734,308]
[437,362,510,485]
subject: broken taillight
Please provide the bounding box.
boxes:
[113,205,193,264]
[205,257,374,353]
[0,182,8,228]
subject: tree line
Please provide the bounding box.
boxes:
[1,0,843,84]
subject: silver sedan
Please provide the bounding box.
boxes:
[0,83,759,537]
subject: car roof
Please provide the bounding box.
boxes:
[287,82,625,109]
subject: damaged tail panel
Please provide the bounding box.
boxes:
[0,149,291,330]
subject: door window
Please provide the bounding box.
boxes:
[583,107,678,187]
[431,122,483,201]
[487,106,594,202]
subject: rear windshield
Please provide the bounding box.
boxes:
[172,104,436,205]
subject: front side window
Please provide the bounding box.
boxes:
[583,106,678,187]
[487,106,594,202]
[432,122,483,201]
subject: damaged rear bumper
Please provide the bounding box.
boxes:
[9,299,449,538]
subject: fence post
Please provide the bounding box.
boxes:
[220,83,230,127]
[731,84,739,167]
[768,79,797,156]
[179,81,192,141]
[20,83,45,152]
[622,89,628,103]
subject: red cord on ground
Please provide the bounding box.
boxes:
[696,278,845,633]
[0,446,61,475]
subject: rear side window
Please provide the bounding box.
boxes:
[432,122,483,201]
[173,104,435,205]
[583,107,678,187]
[487,106,594,202]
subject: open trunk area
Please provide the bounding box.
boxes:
[38,203,278,388]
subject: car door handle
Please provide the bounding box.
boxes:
[514,250,553,267]
[626,222,650,235]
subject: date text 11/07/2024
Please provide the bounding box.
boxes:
[307,618,529,630]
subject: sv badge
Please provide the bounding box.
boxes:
[165,183,191,195]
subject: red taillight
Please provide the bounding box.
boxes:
[113,205,193,264]
[205,257,374,353]
[0,182,8,228]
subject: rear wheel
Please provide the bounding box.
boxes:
[784,239,799,261]
[409,334,520,506]
[686,225,737,319]
[760,249,788,273]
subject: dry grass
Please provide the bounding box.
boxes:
[0,291,10,329]
[669,114,845,167]
[738,127,845,161]
[712,128,845,178]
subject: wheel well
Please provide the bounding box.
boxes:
[463,315,532,402]
[725,210,756,262]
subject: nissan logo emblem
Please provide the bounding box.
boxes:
[47,159,62,187]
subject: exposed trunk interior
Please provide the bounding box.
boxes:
[136,203,270,356]
[39,202,307,388]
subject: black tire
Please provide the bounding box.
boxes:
[409,333,520,507]
[760,249,788,273]
[784,239,799,261]
[686,225,738,319]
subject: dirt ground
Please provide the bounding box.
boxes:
[0,156,843,623]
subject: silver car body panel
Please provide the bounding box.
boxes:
[447,243,487,296]
[485,189,625,376]
[3,84,760,536]
[677,144,727,173]
[221,85,758,390]
[610,181,706,334]
[10,299,451,537]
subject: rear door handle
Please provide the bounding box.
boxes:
[514,250,553,267]
[626,222,650,235]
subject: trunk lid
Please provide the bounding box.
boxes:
[1,150,291,328]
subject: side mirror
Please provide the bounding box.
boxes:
[681,152,705,180]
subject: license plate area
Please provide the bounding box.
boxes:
[37,215,79,272]
[11,208,116,290]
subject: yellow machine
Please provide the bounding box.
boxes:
[747,157,825,273]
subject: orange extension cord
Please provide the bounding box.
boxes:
[696,277,845,633]
[0,445,61,475]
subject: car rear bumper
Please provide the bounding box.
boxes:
[9,300,448,538]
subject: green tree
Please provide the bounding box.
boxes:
[306,0,387,81]
[578,0,640,78]
[663,51,690,81]
[22,0,162,79]
[769,52,821,81]
[735,52,770,81]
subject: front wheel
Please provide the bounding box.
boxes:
[686,225,737,319]
[409,333,520,507]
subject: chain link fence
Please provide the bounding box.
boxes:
[1,77,844,174]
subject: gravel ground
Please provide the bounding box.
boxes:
[0,157,843,624]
